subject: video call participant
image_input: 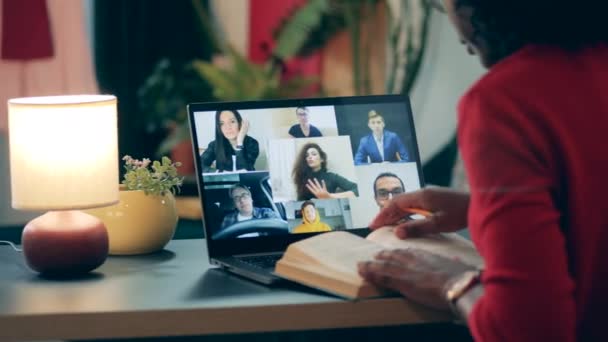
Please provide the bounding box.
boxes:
[373,172,405,210]
[292,142,359,201]
[288,106,323,138]
[201,109,259,172]
[220,184,279,231]
[354,110,409,165]
[292,201,332,234]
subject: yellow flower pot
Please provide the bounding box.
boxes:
[85,187,178,255]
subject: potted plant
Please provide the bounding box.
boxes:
[86,156,183,255]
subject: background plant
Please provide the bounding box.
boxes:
[272,0,434,95]
[138,0,435,157]
[138,0,321,157]
[122,156,183,196]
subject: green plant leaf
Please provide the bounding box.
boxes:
[278,76,320,98]
[192,60,240,100]
[122,155,183,196]
[274,0,333,60]
[156,122,192,157]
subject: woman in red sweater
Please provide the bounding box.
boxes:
[358,0,608,341]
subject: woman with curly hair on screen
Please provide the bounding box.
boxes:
[292,142,358,201]
[356,1,608,341]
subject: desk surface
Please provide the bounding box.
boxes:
[0,239,450,341]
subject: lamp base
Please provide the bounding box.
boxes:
[22,210,109,276]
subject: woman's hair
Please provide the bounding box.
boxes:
[292,142,328,200]
[214,109,243,168]
[455,0,608,65]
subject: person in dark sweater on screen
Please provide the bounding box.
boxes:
[292,142,358,201]
[201,110,259,172]
[288,106,323,138]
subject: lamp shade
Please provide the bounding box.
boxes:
[8,95,119,210]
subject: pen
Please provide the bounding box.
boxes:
[403,208,433,218]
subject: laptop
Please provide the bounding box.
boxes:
[187,95,425,284]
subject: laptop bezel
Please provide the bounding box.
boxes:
[187,94,425,258]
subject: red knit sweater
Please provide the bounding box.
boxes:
[458,45,608,341]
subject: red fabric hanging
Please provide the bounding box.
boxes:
[248,0,321,82]
[1,0,54,60]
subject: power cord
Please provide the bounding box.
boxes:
[0,240,22,252]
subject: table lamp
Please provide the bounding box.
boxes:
[8,95,119,276]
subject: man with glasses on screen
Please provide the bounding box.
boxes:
[220,183,279,231]
[373,172,405,210]
[288,106,323,138]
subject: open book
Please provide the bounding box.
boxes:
[275,227,483,299]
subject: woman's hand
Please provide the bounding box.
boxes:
[236,118,250,146]
[306,178,332,199]
[358,248,476,311]
[370,187,470,239]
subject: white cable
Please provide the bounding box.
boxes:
[0,240,22,252]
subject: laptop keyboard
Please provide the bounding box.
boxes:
[238,254,282,270]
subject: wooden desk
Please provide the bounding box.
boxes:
[0,239,451,342]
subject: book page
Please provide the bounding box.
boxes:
[286,231,385,279]
[366,226,484,268]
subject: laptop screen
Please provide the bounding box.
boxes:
[188,95,424,256]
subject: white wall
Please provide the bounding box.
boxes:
[409,13,486,161]
[209,0,250,55]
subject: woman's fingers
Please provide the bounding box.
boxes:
[369,188,469,236]
[358,259,414,291]
[369,206,409,228]
[369,192,428,229]
[313,178,322,189]
[374,248,417,263]
[393,214,442,239]
[359,247,474,311]
[241,118,249,133]
[306,178,324,196]
[305,180,318,193]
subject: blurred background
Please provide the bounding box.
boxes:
[0,0,484,231]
